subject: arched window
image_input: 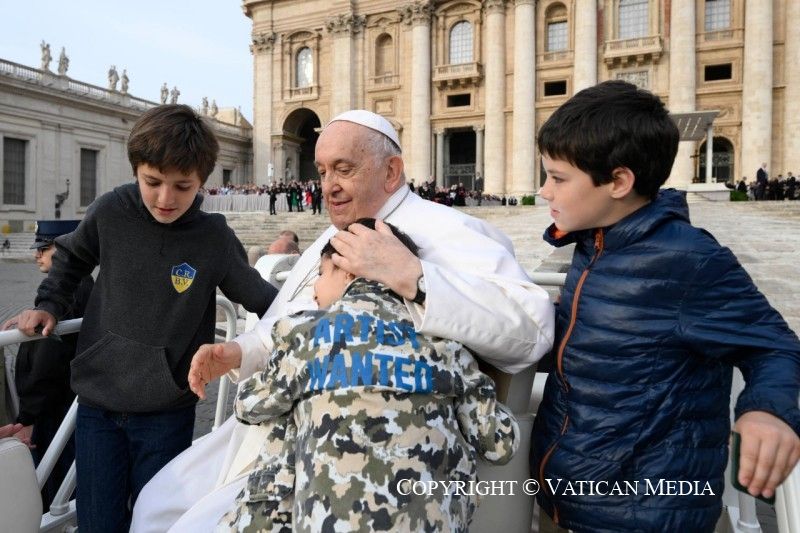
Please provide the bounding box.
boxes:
[449,21,473,64]
[704,0,731,31]
[295,47,313,88]
[618,0,648,39]
[375,33,394,76]
[545,3,568,52]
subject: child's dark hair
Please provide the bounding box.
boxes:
[538,80,679,199]
[321,218,419,259]
[127,104,220,183]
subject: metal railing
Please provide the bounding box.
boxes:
[0,296,238,530]
[1,269,798,532]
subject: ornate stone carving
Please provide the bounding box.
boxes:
[514,0,535,6]
[108,65,119,91]
[484,0,508,14]
[40,41,52,71]
[251,31,277,53]
[325,14,366,35]
[615,70,649,90]
[57,47,69,76]
[120,69,129,94]
[398,1,434,26]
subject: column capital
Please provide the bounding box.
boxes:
[398,1,434,26]
[325,14,366,35]
[514,0,536,6]
[250,32,276,54]
[434,128,446,135]
[484,0,508,14]
[473,124,485,133]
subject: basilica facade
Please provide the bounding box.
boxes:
[244,0,799,195]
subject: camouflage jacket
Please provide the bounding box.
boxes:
[219,278,519,532]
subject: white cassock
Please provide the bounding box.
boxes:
[131,185,555,532]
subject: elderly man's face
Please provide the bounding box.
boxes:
[315,121,394,229]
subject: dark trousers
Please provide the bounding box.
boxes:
[75,404,195,533]
[269,200,276,215]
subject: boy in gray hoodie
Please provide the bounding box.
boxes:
[10,104,277,532]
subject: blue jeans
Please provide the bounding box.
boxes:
[75,404,195,533]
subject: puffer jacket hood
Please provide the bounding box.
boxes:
[531,188,800,532]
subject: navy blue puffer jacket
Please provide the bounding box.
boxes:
[530,189,800,533]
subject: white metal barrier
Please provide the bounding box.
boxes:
[0,296,238,531]
[0,268,798,532]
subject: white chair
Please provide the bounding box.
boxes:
[0,437,42,533]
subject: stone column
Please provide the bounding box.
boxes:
[251,32,276,186]
[327,14,365,116]
[741,0,773,181]
[401,2,434,183]
[783,0,800,174]
[475,125,484,178]
[435,129,445,187]
[512,0,536,196]
[667,0,696,187]
[484,0,507,194]
[705,124,713,183]
[573,0,598,92]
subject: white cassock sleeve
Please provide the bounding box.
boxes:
[396,194,554,373]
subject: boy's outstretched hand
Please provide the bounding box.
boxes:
[734,410,800,499]
[188,341,242,400]
[1,309,57,336]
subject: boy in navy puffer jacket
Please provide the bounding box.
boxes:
[531,80,800,533]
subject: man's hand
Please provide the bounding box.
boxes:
[188,342,243,400]
[734,410,800,499]
[329,219,422,300]
[1,310,57,337]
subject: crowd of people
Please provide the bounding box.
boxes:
[201,178,523,211]
[737,166,799,201]
[202,181,324,214]
[1,93,798,533]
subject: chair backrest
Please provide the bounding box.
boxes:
[244,254,300,332]
[0,438,42,533]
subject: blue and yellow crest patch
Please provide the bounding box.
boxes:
[171,263,196,294]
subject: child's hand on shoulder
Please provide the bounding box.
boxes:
[733,410,800,499]
[1,309,57,337]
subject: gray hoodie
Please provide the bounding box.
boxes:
[35,183,276,413]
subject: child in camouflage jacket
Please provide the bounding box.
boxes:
[218,219,519,532]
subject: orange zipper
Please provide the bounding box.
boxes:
[555,229,604,391]
[539,229,605,526]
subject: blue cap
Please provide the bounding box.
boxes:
[31,220,80,249]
